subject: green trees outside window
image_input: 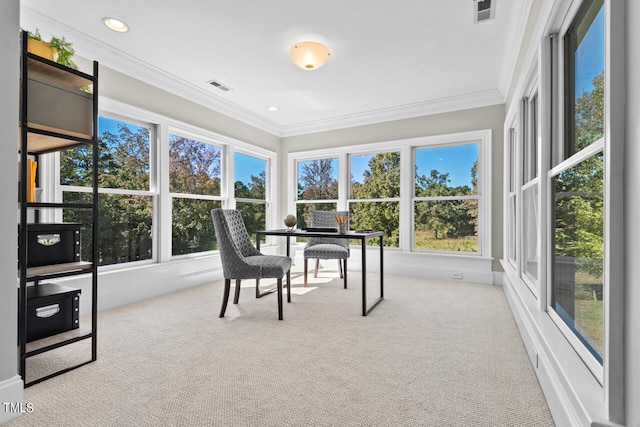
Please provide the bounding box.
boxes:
[234,152,267,243]
[62,116,152,265]
[552,0,604,363]
[414,144,478,252]
[169,134,221,255]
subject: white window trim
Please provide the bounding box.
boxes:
[287,129,492,257]
[84,98,278,264]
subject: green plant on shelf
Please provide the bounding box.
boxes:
[28,29,78,70]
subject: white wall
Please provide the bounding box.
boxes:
[624,0,640,424]
[0,1,24,424]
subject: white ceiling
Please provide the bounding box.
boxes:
[20,0,526,137]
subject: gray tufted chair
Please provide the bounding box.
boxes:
[303,210,350,288]
[211,209,292,320]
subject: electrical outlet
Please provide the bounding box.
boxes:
[451,271,463,279]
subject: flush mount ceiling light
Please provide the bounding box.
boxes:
[266,106,279,112]
[289,41,330,70]
[102,17,129,33]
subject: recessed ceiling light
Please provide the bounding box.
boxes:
[266,106,279,112]
[102,17,129,33]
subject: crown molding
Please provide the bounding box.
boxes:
[279,89,505,137]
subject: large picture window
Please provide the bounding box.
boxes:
[61,115,153,265]
[413,144,478,252]
[551,0,605,365]
[169,133,222,255]
[349,152,400,247]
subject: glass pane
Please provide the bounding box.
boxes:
[296,202,337,230]
[415,144,478,196]
[236,201,266,244]
[524,95,539,183]
[350,152,400,199]
[552,153,604,363]
[297,158,338,200]
[508,194,517,262]
[414,200,478,252]
[349,201,399,248]
[172,198,221,255]
[522,185,539,281]
[60,144,94,187]
[99,116,150,190]
[169,135,221,196]
[564,0,605,159]
[509,128,517,192]
[63,192,153,265]
[234,152,266,199]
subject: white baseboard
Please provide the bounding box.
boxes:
[0,375,24,425]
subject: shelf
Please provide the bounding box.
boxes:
[21,127,92,154]
[27,56,93,89]
[18,30,99,387]
[26,261,93,280]
[26,202,95,209]
[25,328,93,356]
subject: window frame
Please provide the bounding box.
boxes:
[546,0,607,381]
[167,127,225,257]
[348,148,401,248]
[412,141,480,254]
[56,110,158,269]
[287,129,492,257]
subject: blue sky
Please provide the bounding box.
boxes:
[234,152,266,185]
[351,145,477,189]
[575,6,604,96]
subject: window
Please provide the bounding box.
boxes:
[349,152,400,247]
[169,133,222,255]
[61,115,153,265]
[414,144,478,252]
[522,92,540,290]
[295,157,338,228]
[507,127,518,266]
[550,0,605,365]
[234,152,268,243]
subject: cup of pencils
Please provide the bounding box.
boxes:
[335,214,348,234]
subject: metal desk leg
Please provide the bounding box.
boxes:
[362,236,384,316]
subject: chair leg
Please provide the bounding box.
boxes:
[277,278,283,320]
[304,258,308,287]
[314,258,320,278]
[286,270,291,303]
[219,278,231,318]
[338,260,343,278]
[233,279,242,304]
[343,259,348,289]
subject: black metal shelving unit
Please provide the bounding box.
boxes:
[18,30,99,387]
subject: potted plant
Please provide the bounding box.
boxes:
[27,29,77,69]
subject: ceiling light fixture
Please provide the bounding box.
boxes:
[102,17,129,33]
[289,41,330,70]
[266,106,279,112]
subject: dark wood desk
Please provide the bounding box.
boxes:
[256,229,384,316]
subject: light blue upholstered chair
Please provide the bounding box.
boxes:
[303,210,350,288]
[211,209,292,320]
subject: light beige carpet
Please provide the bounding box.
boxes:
[7,266,555,427]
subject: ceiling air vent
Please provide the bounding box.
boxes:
[474,0,495,24]
[207,79,233,92]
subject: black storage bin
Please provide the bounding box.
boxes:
[26,283,80,342]
[26,223,81,267]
